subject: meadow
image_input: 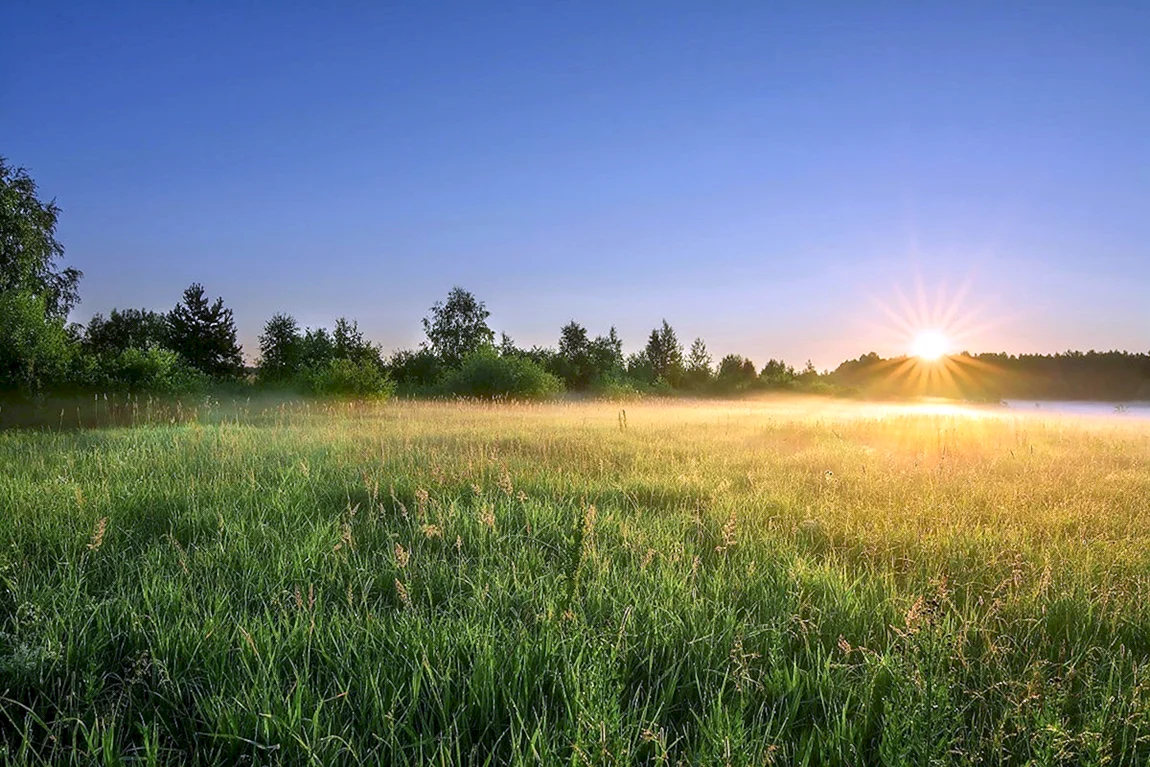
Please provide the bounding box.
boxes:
[2,397,1150,765]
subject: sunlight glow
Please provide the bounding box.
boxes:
[910,330,949,361]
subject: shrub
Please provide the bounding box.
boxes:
[591,378,643,401]
[102,347,210,394]
[0,291,77,393]
[442,348,562,400]
[388,347,444,393]
[305,358,395,399]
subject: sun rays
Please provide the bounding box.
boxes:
[862,274,1007,397]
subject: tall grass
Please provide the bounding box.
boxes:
[2,398,1150,764]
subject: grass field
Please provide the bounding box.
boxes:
[3,397,1150,765]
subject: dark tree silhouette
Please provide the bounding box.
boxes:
[333,317,381,365]
[717,354,758,390]
[83,309,168,358]
[685,337,713,388]
[497,332,520,357]
[589,327,625,382]
[422,287,494,367]
[166,284,244,378]
[643,320,684,386]
[557,320,594,389]
[258,313,302,382]
[759,358,796,389]
[828,349,1150,401]
[299,327,335,370]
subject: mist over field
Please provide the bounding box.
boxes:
[2,397,1150,763]
[4,2,1149,764]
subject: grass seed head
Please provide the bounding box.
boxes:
[87,517,108,551]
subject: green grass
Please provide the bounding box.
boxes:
[3,397,1150,765]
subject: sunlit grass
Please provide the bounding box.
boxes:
[2,397,1150,764]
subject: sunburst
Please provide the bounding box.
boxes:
[860,274,1007,398]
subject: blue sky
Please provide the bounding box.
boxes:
[3,2,1147,368]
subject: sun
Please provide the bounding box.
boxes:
[910,330,950,361]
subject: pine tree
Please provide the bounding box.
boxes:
[686,337,713,388]
[644,319,684,386]
[166,283,244,378]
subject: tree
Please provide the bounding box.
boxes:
[388,347,443,390]
[333,317,381,365]
[498,332,521,357]
[422,287,494,367]
[717,354,757,390]
[166,283,244,378]
[83,308,168,358]
[685,337,713,389]
[300,327,335,370]
[1,158,82,320]
[0,159,82,392]
[589,327,625,383]
[257,313,302,382]
[0,291,74,392]
[760,358,796,389]
[643,320,684,386]
[557,320,593,389]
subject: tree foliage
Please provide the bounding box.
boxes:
[83,308,168,359]
[556,321,594,389]
[166,284,244,379]
[422,287,494,367]
[442,347,563,400]
[685,337,713,389]
[257,313,302,382]
[0,158,82,320]
[0,291,74,393]
[760,358,796,389]
[642,320,684,387]
[717,354,758,390]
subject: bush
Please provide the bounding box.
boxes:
[442,348,563,400]
[305,358,395,399]
[646,376,677,396]
[103,346,210,394]
[0,291,76,393]
[388,347,444,394]
[590,376,642,401]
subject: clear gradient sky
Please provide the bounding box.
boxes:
[3,2,1148,369]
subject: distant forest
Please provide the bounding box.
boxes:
[4,157,1149,403]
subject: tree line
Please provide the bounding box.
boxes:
[3,156,1148,402]
[0,156,817,400]
[830,350,1150,402]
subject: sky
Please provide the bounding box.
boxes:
[3,2,1148,369]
